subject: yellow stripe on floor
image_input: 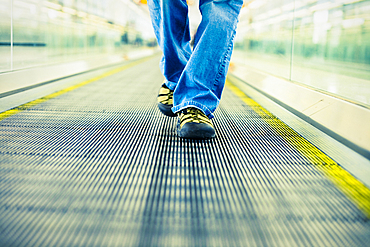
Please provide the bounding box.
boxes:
[0,56,153,122]
[226,79,370,218]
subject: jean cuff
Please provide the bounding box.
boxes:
[172,101,214,119]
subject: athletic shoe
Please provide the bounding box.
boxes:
[157,83,176,117]
[177,107,215,139]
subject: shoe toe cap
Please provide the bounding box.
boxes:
[158,103,176,117]
[178,123,215,139]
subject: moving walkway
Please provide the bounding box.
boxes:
[0,55,369,247]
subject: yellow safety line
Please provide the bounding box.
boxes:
[226,79,370,218]
[0,56,153,122]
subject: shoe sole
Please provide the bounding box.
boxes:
[177,123,215,139]
[158,102,176,117]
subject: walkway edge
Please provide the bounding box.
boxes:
[0,56,153,122]
[229,64,370,159]
[226,78,370,219]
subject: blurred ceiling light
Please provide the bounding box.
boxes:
[254,8,285,21]
[313,10,329,24]
[14,0,37,14]
[13,0,29,8]
[360,4,370,13]
[294,8,310,18]
[45,8,70,20]
[282,2,295,12]
[341,0,365,4]
[58,11,72,19]
[266,8,282,17]
[282,0,305,12]
[248,0,266,9]
[113,24,124,32]
[133,0,147,4]
[238,20,250,28]
[88,14,106,22]
[295,1,306,9]
[121,0,148,15]
[255,13,268,21]
[62,7,77,15]
[251,22,264,31]
[239,7,250,18]
[47,9,58,19]
[332,10,344,18]
[77,11,88,18]
[44,1,62,11]
[309,2,340,12]
[305,0,318,4]
[342,18,365,28]
[273,14,292,23]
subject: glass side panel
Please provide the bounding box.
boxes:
[12,0,48,70]
[0,0,11,73]
[233,0,295,80]
[10,0,153,71]
[291,0,370,106]
[234,0,370,107]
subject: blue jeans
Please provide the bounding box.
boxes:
[148,0,243,119]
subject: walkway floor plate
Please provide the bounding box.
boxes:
[0,57,369,247]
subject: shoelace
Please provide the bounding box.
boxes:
[180,108,212,127]
[158,86,173,105]
[167,91,173,101]
[185,108,202,121]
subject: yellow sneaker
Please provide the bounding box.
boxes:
[177,107,215,139]
[157,83,176,117]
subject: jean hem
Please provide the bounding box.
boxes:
[172,101,214,119]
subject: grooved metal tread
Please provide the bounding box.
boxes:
[0,57,369,247]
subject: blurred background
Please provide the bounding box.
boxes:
[0,0,155,73]
[234,0,370,107]
[0,0,369,106]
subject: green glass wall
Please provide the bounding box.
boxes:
[0,0,11,72]
[0,0,154,73]
[234,0,370,107]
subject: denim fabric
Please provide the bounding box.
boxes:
[148,0,243,119]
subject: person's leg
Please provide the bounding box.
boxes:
[147,0,192,90]
[172,0,243,119]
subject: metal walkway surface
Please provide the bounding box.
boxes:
[0,56,370,247]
